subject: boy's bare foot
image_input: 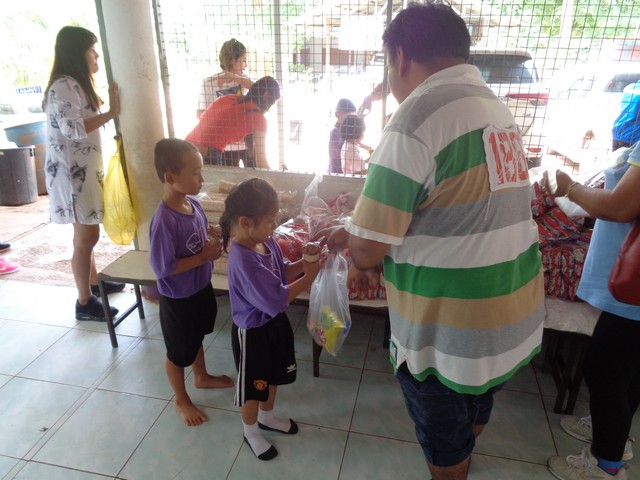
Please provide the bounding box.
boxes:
[194,374,234,389]
[175,399,208,426]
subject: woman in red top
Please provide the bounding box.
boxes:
[187,76,280,169]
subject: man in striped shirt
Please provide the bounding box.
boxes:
[324,4,544,479]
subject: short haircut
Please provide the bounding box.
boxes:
[245,76,280,111]
[382,3,470,65]
[154,138,199,183]
[340,114,366,141]
[336,98,356,113]
[219,38,247,71]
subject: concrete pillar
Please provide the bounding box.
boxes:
[98,0,165,250]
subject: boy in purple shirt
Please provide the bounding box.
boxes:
[149,138,233,427]
[219,178,321,460]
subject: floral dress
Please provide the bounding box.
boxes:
[44,76,104,224]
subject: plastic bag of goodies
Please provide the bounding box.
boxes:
[307,251,352,356]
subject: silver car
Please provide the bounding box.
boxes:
[468,47,548,160]
[544,62,640,167]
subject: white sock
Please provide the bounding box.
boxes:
[258,409,292,432]
[243,421,273,457]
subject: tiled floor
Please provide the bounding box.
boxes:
[0,278,639,480]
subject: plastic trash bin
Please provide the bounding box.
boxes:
[0,146,38,206]
[4,120,47,195]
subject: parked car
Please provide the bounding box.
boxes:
[468,47,548,159]
[544,62,640,166]
[0,83,45,143]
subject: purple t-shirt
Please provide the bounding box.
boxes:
[227,236,290,329]
[149,197,213,298]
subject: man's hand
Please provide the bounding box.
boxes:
[348,265,381,297]
[312,225,349,251]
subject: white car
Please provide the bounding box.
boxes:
[468,47,548,159]
[544,62,640,166]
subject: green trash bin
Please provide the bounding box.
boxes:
[0,146,38,206]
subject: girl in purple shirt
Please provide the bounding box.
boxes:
[220,178,321,460]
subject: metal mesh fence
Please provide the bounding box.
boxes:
[155,0,640,175]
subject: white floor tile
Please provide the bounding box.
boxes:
[120,406,242,480]
[98,337,174,399]
[18,329,136,387]
[0,377,85,458]
[33,389,167,477]
[0,374,10,389]
[340,433,425,480]
[10,284,79,328]
[0,281,40,321]
[0,455,20,478]
[351,369,415,441]
[12,462,112,479]
[474,389,554,464]
[0,321,69,376]
[469,454,552,479]
[280,360,362,431]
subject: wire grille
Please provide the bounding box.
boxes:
[155,0,640,175]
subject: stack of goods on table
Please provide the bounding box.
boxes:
[199,179,297,275]
[531,176,602,301]
[274,191,386,301]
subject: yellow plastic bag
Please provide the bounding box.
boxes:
[103,138,136,245]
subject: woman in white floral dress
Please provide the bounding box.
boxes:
[43,26,123,321]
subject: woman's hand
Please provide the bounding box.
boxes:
[542,169,576,197]
[554,170,576,197]
[108,81,120,118]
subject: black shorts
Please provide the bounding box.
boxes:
[159,283,217,367]
[232,313,297,406]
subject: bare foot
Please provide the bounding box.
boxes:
[175,399,208,426]
[194,374,234,389]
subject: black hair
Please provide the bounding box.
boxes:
[154,138,199,183]
[219,38,247,71]
[382,3,470,65]
[244,76,280,112]
[340,114,366,141]
[219,177,279,252]
[43,26,100,112]
[335,98,356,113]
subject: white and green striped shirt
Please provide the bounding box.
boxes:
[347,64,544,394]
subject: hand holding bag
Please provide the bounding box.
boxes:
[307,251,352,356]
[608,220,640,305]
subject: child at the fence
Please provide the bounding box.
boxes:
[149,138,234,427]
[340,114,373,175]
[328,98,356,174]
[219,177,322,460]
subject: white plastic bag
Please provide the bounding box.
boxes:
[307,251,352,356]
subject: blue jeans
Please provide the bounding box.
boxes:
[396,363,504,466]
